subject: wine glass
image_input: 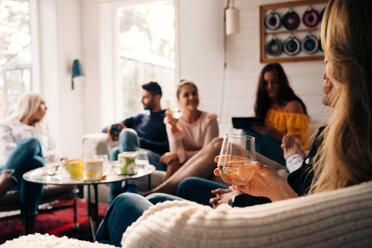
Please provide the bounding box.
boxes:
[217,134,256,185]
[168,102,183,119]
[172,107,183,119]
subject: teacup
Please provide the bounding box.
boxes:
[85,159,104,180]
[118,152,138,175]
[62,159,85,179]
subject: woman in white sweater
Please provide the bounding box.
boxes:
[0,93,58,232]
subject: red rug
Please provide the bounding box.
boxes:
[0,199,108,244]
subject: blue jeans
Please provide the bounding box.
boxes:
[0,138,45,219]
[109,129,166,202]
[242,129,285,165]
[96,192,180,247]
[177,177,227,206]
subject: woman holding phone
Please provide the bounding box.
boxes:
[245,63,308,164]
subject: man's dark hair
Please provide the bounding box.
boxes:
[142,81,162,97]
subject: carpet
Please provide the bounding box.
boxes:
[0,199,108,244]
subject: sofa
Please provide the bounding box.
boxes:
[2,180,372,247]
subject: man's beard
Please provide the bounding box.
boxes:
[143,102,154,111]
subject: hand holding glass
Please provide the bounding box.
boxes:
[217,134,256,185]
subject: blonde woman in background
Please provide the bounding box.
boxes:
[0,93,59,233]
[159,80,219,179]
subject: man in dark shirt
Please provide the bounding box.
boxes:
[103,82,169,200]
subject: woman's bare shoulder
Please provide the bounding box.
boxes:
[283,100,305,114]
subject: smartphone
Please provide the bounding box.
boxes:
[111,124,122,133]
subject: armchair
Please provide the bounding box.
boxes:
[0,184,78,234]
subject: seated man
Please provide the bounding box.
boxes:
[102,81,169,200]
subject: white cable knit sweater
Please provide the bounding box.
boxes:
[121,181,372,248]
[2,181,372,248]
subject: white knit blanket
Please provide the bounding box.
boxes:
[0,233,115,248]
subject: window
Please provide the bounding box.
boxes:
[0,0,33,119]
[116,0,175,118]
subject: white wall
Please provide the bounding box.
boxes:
[176,0,225,118]
[37,0,85,159]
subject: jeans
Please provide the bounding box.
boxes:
[109,129,166,202]
[177,177,227,206]
[0,138,45,219]
[96,192,180,247]
[242,129,285,165]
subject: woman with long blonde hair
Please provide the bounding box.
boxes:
[0,92,59,233]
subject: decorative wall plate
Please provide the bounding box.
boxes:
[265,37,282,56]
[282,9,300,30]
[302,7,319,27]
[302,33,319,54]
[283,35,301,56]
[265,10,281,30]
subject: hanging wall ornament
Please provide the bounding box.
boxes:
[283,35,301,56]
[264,10,281,30]
[265,36,282,56]
[282,8,300,30]
[302,33,319,54]
[302,6,319,28]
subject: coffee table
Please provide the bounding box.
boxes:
[23,162,155,239]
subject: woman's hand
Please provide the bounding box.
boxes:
[159,152,179,165]
[165,109,179,129]
[209,187,239,208]
[213,160,298,202]
[281,134,306,160]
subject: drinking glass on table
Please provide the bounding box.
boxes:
[135,151,149,171]
[217,134,256,185]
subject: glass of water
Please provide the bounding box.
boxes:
[135,151,149,171]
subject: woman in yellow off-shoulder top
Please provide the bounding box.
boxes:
[243,63,308,165]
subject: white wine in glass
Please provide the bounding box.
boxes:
[217,134,256,185]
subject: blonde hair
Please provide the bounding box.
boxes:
[10,92,44,125]
[310,0,372,193]
[176,79,198,99]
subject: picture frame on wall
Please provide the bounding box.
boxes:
[260,0,327,63]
